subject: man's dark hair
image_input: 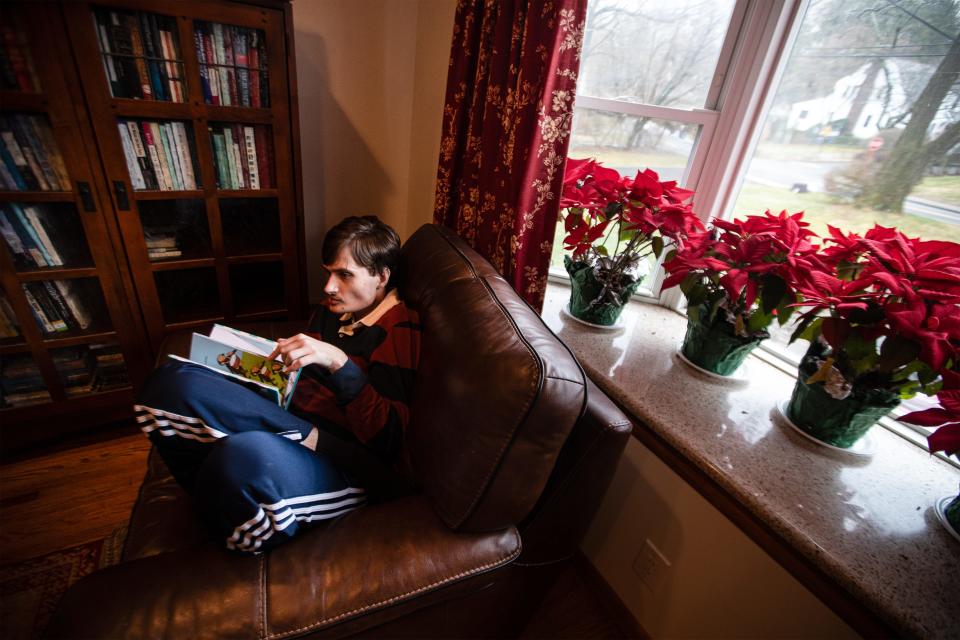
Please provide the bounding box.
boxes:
[322,215,401,279]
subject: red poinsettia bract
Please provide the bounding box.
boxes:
[900,369,960,457]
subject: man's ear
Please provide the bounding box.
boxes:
[378,267,391,289]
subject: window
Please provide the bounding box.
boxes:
[556,0,959,460]
[550,0,744,296]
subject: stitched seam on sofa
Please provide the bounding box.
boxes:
[429,227,545,528]
[263,535,523,639]
[259,553,267,639]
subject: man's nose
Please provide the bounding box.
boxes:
[324,277,338,294]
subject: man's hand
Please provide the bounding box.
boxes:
[268,334,349,373]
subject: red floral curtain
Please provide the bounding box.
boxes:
[434,0,587,311]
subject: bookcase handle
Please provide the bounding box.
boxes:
[77,181,96,212]
[113,181,130,211]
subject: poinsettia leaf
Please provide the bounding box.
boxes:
[664,249,677,262]
[760,274,787,314]
[775,298,796,326]
[790,314,821,343]
[747,308,773,334]
[917,362,938,385]
[843,330,877,374]
[652,235,664,259]
[821,316,849,351]
[877,335,920,373]
[596,245,609,257]
[680,273,699,296]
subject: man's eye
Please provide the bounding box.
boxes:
[340,272,352,279]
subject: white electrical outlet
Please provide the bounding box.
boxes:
[632,538,671,591]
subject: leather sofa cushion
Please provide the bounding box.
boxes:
[47,495,520,640]
[399,225,586,532]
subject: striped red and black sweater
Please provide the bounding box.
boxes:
[289,292,421,464]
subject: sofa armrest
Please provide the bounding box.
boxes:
[46,495,520,640]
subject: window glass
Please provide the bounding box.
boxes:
[728,0,960,416]
[578,0,736,109]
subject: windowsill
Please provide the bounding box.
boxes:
[541,282,959,639]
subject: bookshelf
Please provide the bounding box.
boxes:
[0,0,305,452]
[0,2,153,448]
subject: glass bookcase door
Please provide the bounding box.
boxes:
[21,277,112,338]
[193,21,269,108]
[1,352,49,408]
[220,197,280,256]
[117,118,201,192]
[51,341,130,398]
[154,266,221,325]
[0,112,71,192]
[91,6,187,103]
[229,261,284,316]
[208,122,273,191]
[137,198,211,262]
[0,202,94,271]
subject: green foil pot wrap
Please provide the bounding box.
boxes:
[681,305,768,376]
[946,492,960,533]
[786,343,900,449]
[564,256,642,326]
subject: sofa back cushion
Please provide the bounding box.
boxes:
[399,224,586,531]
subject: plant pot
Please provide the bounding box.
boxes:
[786,342,900,449]
[945,492,960,533]
[681,305,768,376]
[564,256,642,326]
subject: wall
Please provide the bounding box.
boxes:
[291,0,456,301]
[583,437,858,638]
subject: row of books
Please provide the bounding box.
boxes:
[0,203,69,269]
[0,344,129,407]
[1,352,49,407]
[57,344,130,397]
[93,7,186,103]
[194,22,269,108]
[22,280,94,336]
[209,123,273,190]
[0,114,70,191]
[0,19,41,93]
[118,119,200,191]
[145,229,183,260]
[0,295,19,339]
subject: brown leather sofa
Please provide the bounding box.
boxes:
[47,224,632,639]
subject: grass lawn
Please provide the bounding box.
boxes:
[568,146,688,169]
[754,141,861,162]
[912,176,960,206]
[734,183,960,242]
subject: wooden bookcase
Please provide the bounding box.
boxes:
[0,0,305,452]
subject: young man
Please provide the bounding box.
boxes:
[135,216,420,553]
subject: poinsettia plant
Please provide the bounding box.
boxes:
[662,210,821,336]
[787,225,960,401]
[560,158,703,311]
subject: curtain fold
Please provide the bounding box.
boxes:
[434,0,587,311]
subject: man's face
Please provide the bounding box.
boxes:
[322,247,388,317]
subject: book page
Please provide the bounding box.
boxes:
[167,354,281,405]
[207,323,277,357]
[189,333,291,397]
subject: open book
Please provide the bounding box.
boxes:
[168,324,300,408]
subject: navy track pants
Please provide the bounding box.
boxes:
[135,360,366,553]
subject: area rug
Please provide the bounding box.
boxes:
[0,525,126,640]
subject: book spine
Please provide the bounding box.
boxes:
[127,14,153,100]
[212,23,230,106]
[23,287,53,333]
[0,118,40,190]
[0,294,17,337]
[25,283,66,332]
[110,11,141,99]
[235,28,250,107]
[32,116,70,190]
[173,122,196,190]
[248,32,261,108]
[8,116,49,191]
[55,279,92,329]
[141,122,167,190]
[117,122,145,190]
[170,122,189,190]
[147,122,173,190]
[158,24,179,102]
[146,13,167,101]
[223,26,237,106]
[194,29,212,105]
[0,207,27,258]
[2,204,43,266]
[159,123,183,190]
[0,142,25,190]
[256,126,271,189]
[222,126,238,189]
[23,205,63,266]
[42,280,77,330]
[233,124,249,189]
[243,126,260,189]
[125,121,155,189]
[25,116,59,190]
[200,29,220,106]
[138,12,164,101]
[10,202,51,265]
[211,129,229,189]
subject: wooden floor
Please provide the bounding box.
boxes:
[0,433,641,638]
